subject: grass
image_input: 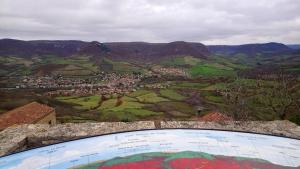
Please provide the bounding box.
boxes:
[162,56,202,66]
[58,115,98,123]
[160,89,186,101]
[1,55,101,76]
[0,56,33,66]
[155,101,196,115]
[98,95,163,121]
[205,95,224,103]
[101,58,144,74]
[94,90,167,121]
[122,96,138,102]
[172,82,211,89]
[16,65,32,75]
[98,99,118,110]
[202,83,227,90]
[183,56,202,66]
[202,78,274,91]
[55,96,78,100]
[212,55,250,70]
[124,108,163,118]
[136,92,169,103]
[189,63,236,77]
[127,90,152,97]
[99,108,163,121]
[53,68,93,76]
[109,101,144,111]
[40,56,99,72]
[99,111,131,121]
[287,67,300,73]
[56,95,101,109]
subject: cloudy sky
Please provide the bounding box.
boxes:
[0,0,299,44]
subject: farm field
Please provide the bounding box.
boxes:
[189,63,236,77]
[49,75,298,123]
[0,51,299,125]
[51,86,216,122]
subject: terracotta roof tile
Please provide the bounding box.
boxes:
[0,102,54,130]
[200,112,232,122]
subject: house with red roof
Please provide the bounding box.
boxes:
[0,102,56,130]
[200,112,232,122]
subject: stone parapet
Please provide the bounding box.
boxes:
[0,120,299,157]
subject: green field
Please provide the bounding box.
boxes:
[56,95,101,109]
[0,56,33,66]
[97,93,164,121]
[127,90,152,97]
[287,67,300,73]
[162,55,239,77]
[136,92,169,103]
[205,95,224,103]
[107,101,144,112]
[189,63,236,77]
[101,58,145,73]
[172,81,211,89]
[160,89,186,101]
[162,56,202,66]
[50,91,168,121]
[98,98,118,110]
[40,56,99,72]
[54,88,194,122]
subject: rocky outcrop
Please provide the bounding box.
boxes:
[0,120,299,157]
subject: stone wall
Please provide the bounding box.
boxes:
[0,120,299,157]
[36,111,56,125]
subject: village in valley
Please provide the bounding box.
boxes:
[0,60,238,127]
[10,65,186,96]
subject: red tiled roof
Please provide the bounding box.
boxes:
[0,102,54,130]
[200,112,232,122]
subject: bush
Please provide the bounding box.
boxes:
[289,115,300,125]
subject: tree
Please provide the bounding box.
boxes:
[256,72,299,120]
[221,77,250,122]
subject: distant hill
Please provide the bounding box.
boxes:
[208,42,292,56]
[287,44,300,50]
[0,39,210,61]
[0,39,87,58]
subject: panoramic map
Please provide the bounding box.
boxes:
[0,129,299,169]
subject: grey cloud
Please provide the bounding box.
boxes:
[0,0,299,44]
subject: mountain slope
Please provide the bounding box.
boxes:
[208,42,292,56]
[287,44,300,50]
[0,39,87,58]
[0,39,210,61]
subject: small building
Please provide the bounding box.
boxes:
[199,112,232,122]
[0,102,56,131]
